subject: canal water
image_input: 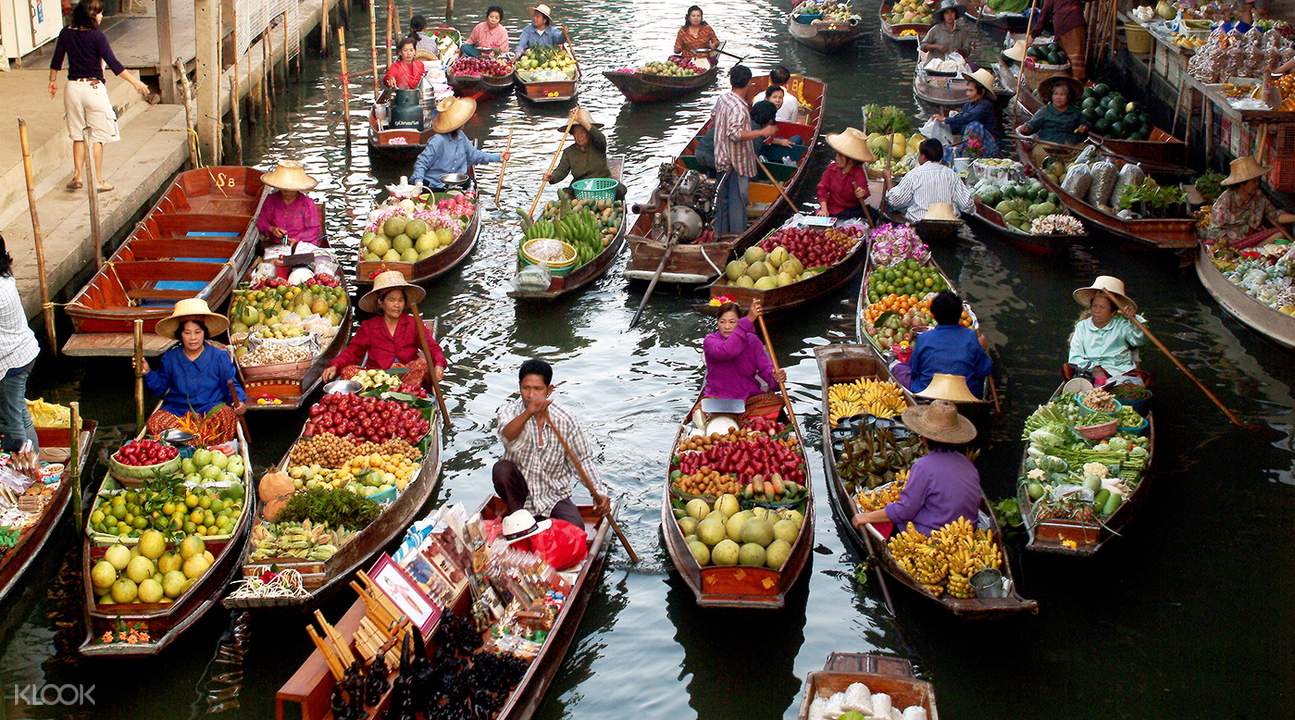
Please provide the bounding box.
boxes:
[3,0,1293,717]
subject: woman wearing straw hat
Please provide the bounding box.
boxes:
[137,298,246,441]
[514,4,567,56]
[850,400,981,537]
[410,96,511,191]
[1015,76,1087,147]
[1202,156,1295,250]
[921,0,974,60]
[256,160,322,249]
[321,271,447,390]
[1066,276,1146,387]
[816,127,874,221]
[703,298,784,402]
[930,68,1001,162]
[891,290,993,398]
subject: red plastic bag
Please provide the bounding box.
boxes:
[520,519,589,571]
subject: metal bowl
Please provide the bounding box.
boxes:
[440,172,470,189]
[323,379,362,395]
[160,428,197,445]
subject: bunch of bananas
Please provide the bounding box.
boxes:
[523,218,557,241]
[888,518,1002,598]
[250,519,340,562]
[556,209,606,266]
[854,468,907,511]
[890,523,948,596]
[828,378,907,425]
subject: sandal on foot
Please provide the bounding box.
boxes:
[96,183,114,193]
[66,180,83,190]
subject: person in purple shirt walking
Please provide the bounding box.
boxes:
[48,0,151,193]
[850,400,981,536]
[702,299,784,401]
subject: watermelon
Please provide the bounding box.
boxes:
[1092,83,1109,97]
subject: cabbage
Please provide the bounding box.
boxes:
[1108,437,1130,451]
[1129,445,1148,459]
[1028,427,1069,449]
[1038,455,1069,473]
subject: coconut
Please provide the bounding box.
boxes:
[725,259,748,281]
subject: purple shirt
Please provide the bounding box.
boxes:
[703,317,774,400]
[50,27,124,82]
[255,192,322,246]
[885,450,981,535]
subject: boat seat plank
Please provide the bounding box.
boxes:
[63,333,176,357]
[126,289,202,301]
[125,238,242,259]
[151,213,256,235]
[110,261,227,283]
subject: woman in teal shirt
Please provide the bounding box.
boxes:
[1016,76,1087,146]
[1066,276,1145,386]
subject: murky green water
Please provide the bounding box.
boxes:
[3,1,1293,717]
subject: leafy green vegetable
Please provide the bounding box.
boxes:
[274,488,380,530]
[993,498,1023,528]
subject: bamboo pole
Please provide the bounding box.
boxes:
[321,0,329,56]
[175,60,198,167]
[445,0,454,23]
[547,421,640,563]
[212,1,222,162]
[1015,0,1037,101]
[493,127,514,206]
[69,402,81,532]
[529,115,577,217]
[232,3,239,133]
[229,75,242,164]
[83,142,103,268]
[385,0,393,68]
[17,120,57,353]
[339,27,351,146]
[133,320,145,431]
[266,29,275,115]
[283,13,290,83]
[755,315,806,452]
[369,0,380,98]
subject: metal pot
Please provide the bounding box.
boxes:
[440,173,471,190]
[970,568,1009,599]
[323,379,362,395]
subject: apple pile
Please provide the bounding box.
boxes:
[759,225,864,268]
[304,393,430,445]
[114,439,179,467]
[451,55,515,78]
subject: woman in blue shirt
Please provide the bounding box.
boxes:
[138,298,245,442]
[514,4,567,56]
[894,290,992,398]
[411,97,510,189]
[933,68,1000,162]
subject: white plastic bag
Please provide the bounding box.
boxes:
[919,117,954,146]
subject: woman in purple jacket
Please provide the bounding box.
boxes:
[702,299,785,401]
[48,0,151,192]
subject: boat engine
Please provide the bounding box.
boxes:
[632,164,718,243]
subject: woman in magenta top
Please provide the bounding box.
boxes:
[702,299,784,400]
[256,160,322,248]
[464,6,510,56]
[322,271,447,390]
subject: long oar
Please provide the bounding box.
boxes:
[546,420,640,563]
[529,115,577,217]
[494,127,514,207]
[1014,2,1037,102]
[629,231,677,329]
[755,315,805,450]
[133,320,146,432]
[1100,289,1252,430]
[409,303,452,433]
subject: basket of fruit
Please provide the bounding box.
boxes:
[519,238,578,276]
[570,177,618,202]
[108,439,182,486]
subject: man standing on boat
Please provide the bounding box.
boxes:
[494,359,610,529]
[711,65,778,238]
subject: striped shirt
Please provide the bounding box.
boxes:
[495,398,601,515]
[0,276,39,375]
[712,90,757,178]
[885,160,975,222]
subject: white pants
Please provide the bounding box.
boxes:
[64,79,120,143]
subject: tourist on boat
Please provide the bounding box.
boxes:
[138,299,245,441]
[885,139,975,222]
[891,291,992,398]
[921,0,974,60]
[385,37,427,90]
[494,359,610,528]
[462,6,510,57]
[703,299,785,402]
[930,68,1001,162]
[545,107,626,199]
[256,160,322,249]
[850,400,980,536]
[1066,276,1146,387]
[514,4,567,56]
[408,15,441,59]
[750,101,802,165]
[711,65,780,237]
[410,97,510,190]
[675,5,720,66]
[48,0,152,193]
[816,127,874,221]
[1032,0,1087,80]
[321,271,447,389]
[754,66,799,122]
[1014,76,1086,147]
[1201,156,1295,249]
[0,236,40,455]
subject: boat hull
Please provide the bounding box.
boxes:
[602,65,718,103]
[788,17,863,53]
[797,653,940,719]
[354,201,481,287]
[1196,246,1295,350]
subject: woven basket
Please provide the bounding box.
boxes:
[1023,62,1072,94]
[571,178,618,201]
[241,358,314,383]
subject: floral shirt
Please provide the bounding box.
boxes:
[1205,188,1282,246]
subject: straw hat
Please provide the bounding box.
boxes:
[924,202,959,221]
[1072,275,1137,313]
[901,400,977,444]
[567,108,603,135]
[961,68,997,100]
[917,373,984,404]
[260,160,319,192]
[359,270,427,314]
[935,0,965,18]
[155,298,229,339]
[1003,39,1028,63]
[502,509,552,543]
[1220,155,1270,187]
[530,3,552,21]
[827,127,875,163]
[1037,75,1083,102]
[432,96,478,134]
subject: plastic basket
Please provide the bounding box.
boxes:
[570,178,618,201]
[794,11,823,23]
[1124,24,1152,54]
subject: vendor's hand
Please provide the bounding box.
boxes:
[501,150,512,162]
[525,397,552,418]
[543,171,552,183]
[977,330,989,350]
[134,80,151,98]
[853,185,868,200]
[321,366,338,382]
[747,298,764,321]
[233,400,247,417]
[773,137,793,147]
[763,124,779,138]
[385,77,397,88]
[1015,124,1032,136]
[1075,125,1089,134]
[773,368,787,385]
[850,512,868,530]
[133,357,151,374]
[932,113,945,123]
[593,493,611,517]
[12,447,39,481]
[48,81,57,99]
[1118,304,1136,321]
[817,205,830,217]
[432,365,445,383]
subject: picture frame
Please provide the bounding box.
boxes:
[369,553,441,635]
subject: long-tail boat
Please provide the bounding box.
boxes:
[515,43,580,103]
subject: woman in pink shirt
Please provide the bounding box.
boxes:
[256,160,322,248]
[463,6,510,57]
[816,127,873,221]
[702,299,784,401]
[321,271,448,390]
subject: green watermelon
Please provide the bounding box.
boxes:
[1092,83,1109,97]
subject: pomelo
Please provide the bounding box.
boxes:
[711,539,740,566]
[765,539,792,570]
[104,544,131,571]
[687,539,711,566]
[415,232,437,253]
[91,560,117,589]
[110,577,138,604]
[162,570,187,599]
[138,578,164,604]
[138,530,165,560]
[738,542,767,567]
[685,498,710,521]
[697,517,726,546]
[741,518,775,547]
[179,534,205,560]
[715,493,740,519]
[773,518,800,544]
[126,556,155,584]
[677,517,698,537]
[383,216,408,238]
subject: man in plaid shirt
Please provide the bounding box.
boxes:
[711,65,779,237]
[493,359,609,529]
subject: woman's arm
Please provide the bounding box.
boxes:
[703,320,754,362]
[330,320,372,370]
[143,353,171,397]
[882,465,930,526]
[674,27,686,55]
[220,350,246,404]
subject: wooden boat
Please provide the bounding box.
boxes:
[353,195,482,289]
[624,75,826,286]
[879,2,926,44]
[447,62,517,97]
[968,196,1086,255]
[1015,141,1197,249]
[79,417,254,657]
[787,14,864,53]
[660,393,814,609]
[814,343,1034,619]
[63,167,266,358]
[1016,384,1156,556]
[508,159,629,302]
[0,420,97,607]
[976,7,1029,31]
[796,652,939,719]
[602,61,720,103]
[367,101,435,159]
[275,496,613,720]
[223,393,443,611]
[1089,128,1191,175]
[913,66,968,110]
[1195,244,1295,350]
[515,44,580,103]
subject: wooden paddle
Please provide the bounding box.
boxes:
[755,314,805,451]
[545,419,640,564]
[494,127,515,207]
[1100,289,1253,430]
[757,160,798,212]
[409,304,452,432]
[133,320,146,432]
[1014,2,1037,102]
[529,114,577,218]
[630,193,681,329]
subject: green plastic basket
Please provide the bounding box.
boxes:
[570,177,617,201]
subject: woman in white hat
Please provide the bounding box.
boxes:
[256,160,322,249]
[410,96,511,191]
[1202,156,1295,250]
[321,271,447,390]
[138,298,245,441]
[816,127,874,221]
[921,0,974,59]
[930,68,1001,162]
[1066,276,1146,387]
[850,400,981,537]
[514,4,568,56]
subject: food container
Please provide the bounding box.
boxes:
[519,239,578,277]
[1075,419,1119,441]
[570,177,618,202]
[1119,416,1150,435]
[1075,392,1123,416]
[1123,23,1152,54]
[971,568,1008,598]
[107,453,182,486]
[324,379,362,395]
